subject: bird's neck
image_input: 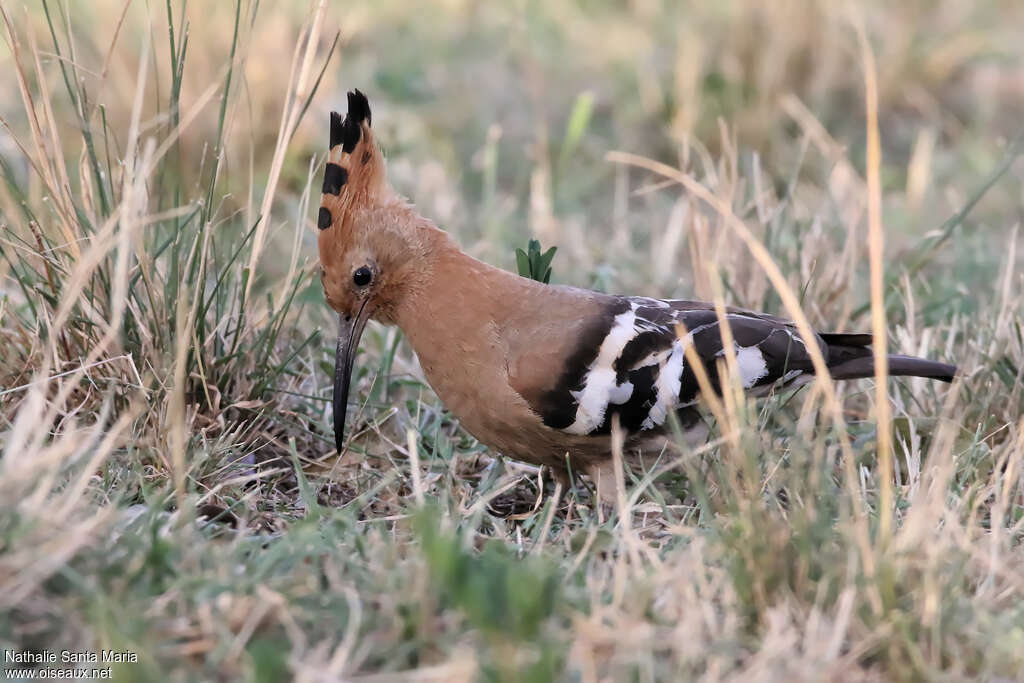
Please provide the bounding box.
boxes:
[389,230,539,360]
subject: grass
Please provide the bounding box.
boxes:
[2,0,1023,680]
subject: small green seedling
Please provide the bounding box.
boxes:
[515,239,557,284]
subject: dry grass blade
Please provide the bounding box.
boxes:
[854,9,894,549]
[244,0,331,299]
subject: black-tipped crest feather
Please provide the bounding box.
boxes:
[335,90,372,153]
[317,206,332,230]
[347,89,371,126]
[329,111,343,149]
[322,163,348,195]
[341,117,360,153]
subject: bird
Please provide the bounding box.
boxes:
[317,90,956,485]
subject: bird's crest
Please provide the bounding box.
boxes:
[317,90,390,236]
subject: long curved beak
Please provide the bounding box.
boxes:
[333,301,371,453]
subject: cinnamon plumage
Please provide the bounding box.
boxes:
[317,90,955,477]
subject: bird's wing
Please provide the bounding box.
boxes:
[509,296,826,437]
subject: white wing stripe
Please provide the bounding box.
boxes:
[566,308,639,434]
[641,334,689,430]
[731,345,769,387]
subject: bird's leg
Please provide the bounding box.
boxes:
[588,460,619,518]
[549,464,572,491]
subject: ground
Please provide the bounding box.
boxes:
[1,1,1023,680]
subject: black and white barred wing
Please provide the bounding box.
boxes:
[526,297,822,437]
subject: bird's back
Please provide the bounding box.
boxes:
[507,296,814,435]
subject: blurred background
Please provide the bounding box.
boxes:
[4,0,1022,311]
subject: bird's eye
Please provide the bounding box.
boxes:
[353,266,372,287]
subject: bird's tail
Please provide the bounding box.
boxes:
[819,333,957,383]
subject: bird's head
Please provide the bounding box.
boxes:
[316,90,438,453]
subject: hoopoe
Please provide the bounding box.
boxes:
[317,91,956,481]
